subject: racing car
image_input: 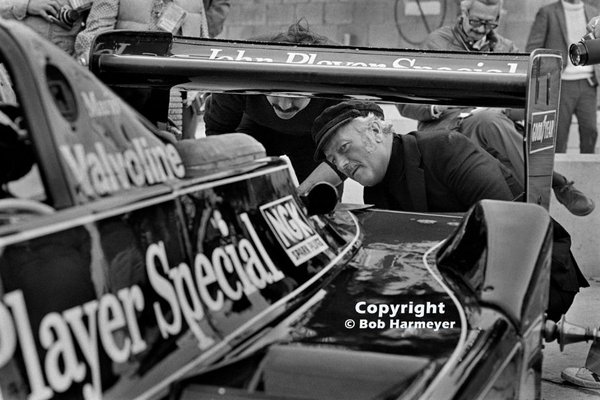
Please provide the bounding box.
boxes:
[0,19,596,400]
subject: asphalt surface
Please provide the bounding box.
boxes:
[542,278,600,399]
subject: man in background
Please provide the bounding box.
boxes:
[204,21,343,185]
[526,0,599,154]
[398,0,595,217]
[539,9,600,390]
[1,0,89,56]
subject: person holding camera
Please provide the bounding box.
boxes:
[526,0,600,154]
[0,0,90,56]
[74,0,209,65]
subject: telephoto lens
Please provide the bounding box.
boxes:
[570,38,600,66]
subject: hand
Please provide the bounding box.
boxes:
[587,16,600,39]
[27,0,60,21]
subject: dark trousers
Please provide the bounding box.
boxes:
[556,79,598,154]
[458,109,569,189]
[586,342,600,375]
[546,220,589,322]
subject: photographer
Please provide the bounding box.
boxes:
[0,0,91,56]
[526,0,600,154]
[553,15,600,391]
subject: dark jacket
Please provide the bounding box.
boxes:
[363,131,521,212]
[204,93,339,181]
[426,22,518,52]
[398,21,518,127]
[526,0,600,80]
[364,131,588,318]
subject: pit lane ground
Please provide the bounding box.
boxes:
[542,278,600,400]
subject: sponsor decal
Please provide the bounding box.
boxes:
[81,91,121,118]
[0,211,283,399]
[530,110,556,154]
[206,48,521,74]
[260,196,328,266]
[60,138,186,197]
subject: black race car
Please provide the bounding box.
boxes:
[0,20,594,400]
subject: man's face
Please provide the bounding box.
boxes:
[323,119,389,187]
[461,1,501,42]
[266,95,311,120]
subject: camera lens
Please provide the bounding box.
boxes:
[60,7,79,24]
[569,38,600,66]
[569,42,587,66]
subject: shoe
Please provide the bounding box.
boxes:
[553,181,595,216]
[561,367,600,389]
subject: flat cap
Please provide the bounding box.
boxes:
[312,100,384,161]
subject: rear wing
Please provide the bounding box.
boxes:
[90,31,562,209]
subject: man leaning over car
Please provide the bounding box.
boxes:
[311,99,589,321]
[203,20,344,187]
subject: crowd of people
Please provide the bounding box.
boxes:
[1,0,600,391]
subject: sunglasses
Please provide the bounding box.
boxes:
[467,17,499,29]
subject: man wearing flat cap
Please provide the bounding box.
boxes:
[312,100,522,212]
[312,99,588,321]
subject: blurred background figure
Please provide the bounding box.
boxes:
[526,0,600,155]
[203,0,230,38]
[0,0,91,56]
[74,0,210,133]
[75,0,209,64]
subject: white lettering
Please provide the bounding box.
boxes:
[146,242,182,339]
[60,139,185,197]
[81,91,121,118]
[62,301,101,398]
[4,291,53,400]
[39,313,85,393]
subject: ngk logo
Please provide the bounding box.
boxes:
[260,196,328,266]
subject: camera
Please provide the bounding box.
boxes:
[48,1,92,30]
[569,34,600,66]
[49,6,81,30]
